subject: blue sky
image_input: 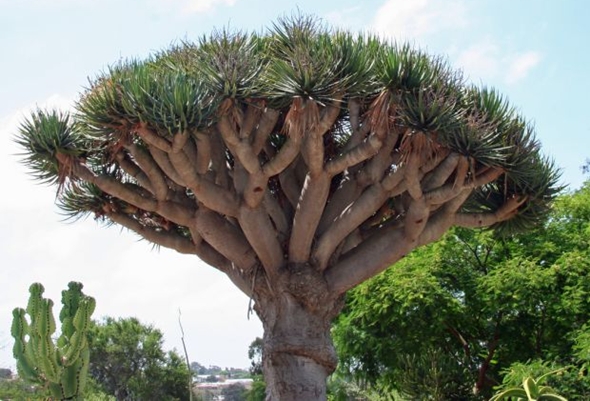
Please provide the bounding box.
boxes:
[1,0,589,369]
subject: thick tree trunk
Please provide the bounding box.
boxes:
[253,264,343,401]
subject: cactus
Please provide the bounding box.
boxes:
[11,282,96,400]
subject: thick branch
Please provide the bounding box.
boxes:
[108,212,196,254]
[325,134,382,176]
[134,123,171,152]
[70,160,157,212]
[218,114,262,175]
[263,189,289,237]
[326,225,413,294]
[318,128,397,233]
[278,162,302,208]
[252,108,280,155]
[209,133,231,190]
[126,143,169,200]
[454,195,527,228]
[404,153,423,200]
[239,205,284,278]
[115,152,154,194]
[168,148,239,217]
[403,198,429,242]
[421,152,460,191]
[195,209,258,272]
[314,184,389,270]
[289,173,331,263]
[148,146,186,187]
[263,133,303,178]
[172,130,190,153]
[194,131,212,175]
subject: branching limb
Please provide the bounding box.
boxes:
[194,131,212,175]
[325,134,382,176]
[263,132,303,178]
[471,167,503,187]
[195,209,258,272]
[263,189,289,237]
[168,148,239,217]
[239,101,264,140]
[424,181,467,205]
[278,162,302,208]
[148,146,186,187]
[69,159,158,212]
[108,212,195,254]
[404,153,424,200]
[288,173,331,263]
[115,152,154,194]
[252,108,280,155]
[421,153,460,191]
[125,143,169,200]
[326,225,413,294]
[403,198,429,242]
[218,114,262,175]
[172,130,190,153]
[319,129,397,233]
[239,205,284,278]
[318,177,363,234]
[303,98,342,175]
[134,123,172,152]
[314,184,389,271]
[209,133,231,189]
[455,195,527,228]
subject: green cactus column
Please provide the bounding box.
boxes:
[11,281,96,400]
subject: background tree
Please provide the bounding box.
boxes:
[16,14,560,400]
[246,337,266,401]
[247,337,263,376]
[88,317,191,401]
[333,181,590,399]
[221,383,248,401]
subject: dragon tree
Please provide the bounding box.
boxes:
[17,16,560,400]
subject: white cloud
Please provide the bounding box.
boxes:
[153,0,237,15]
[325,6,363,29]
[506,51,542,84]
[454,40,542,85]
[455,39,501,82]
[184,0,236,14]
[372,0,468,41]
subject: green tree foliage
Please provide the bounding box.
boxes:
[248,337,263,376]
[333,182,590,399]
[16,14,560,400]
[88,317,191,401]
[245,337,265,401]
[246,376,266,401]
[0,375,41,399]
[221,383,248,401]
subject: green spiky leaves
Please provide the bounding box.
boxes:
[16,110,87,187]
[78,61,216,138]
[11,282,96,400]
[490,372,568,401]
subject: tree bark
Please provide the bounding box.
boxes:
[253,264,343,401]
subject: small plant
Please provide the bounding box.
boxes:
[490,369,568,401]
[11,281,96,400]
